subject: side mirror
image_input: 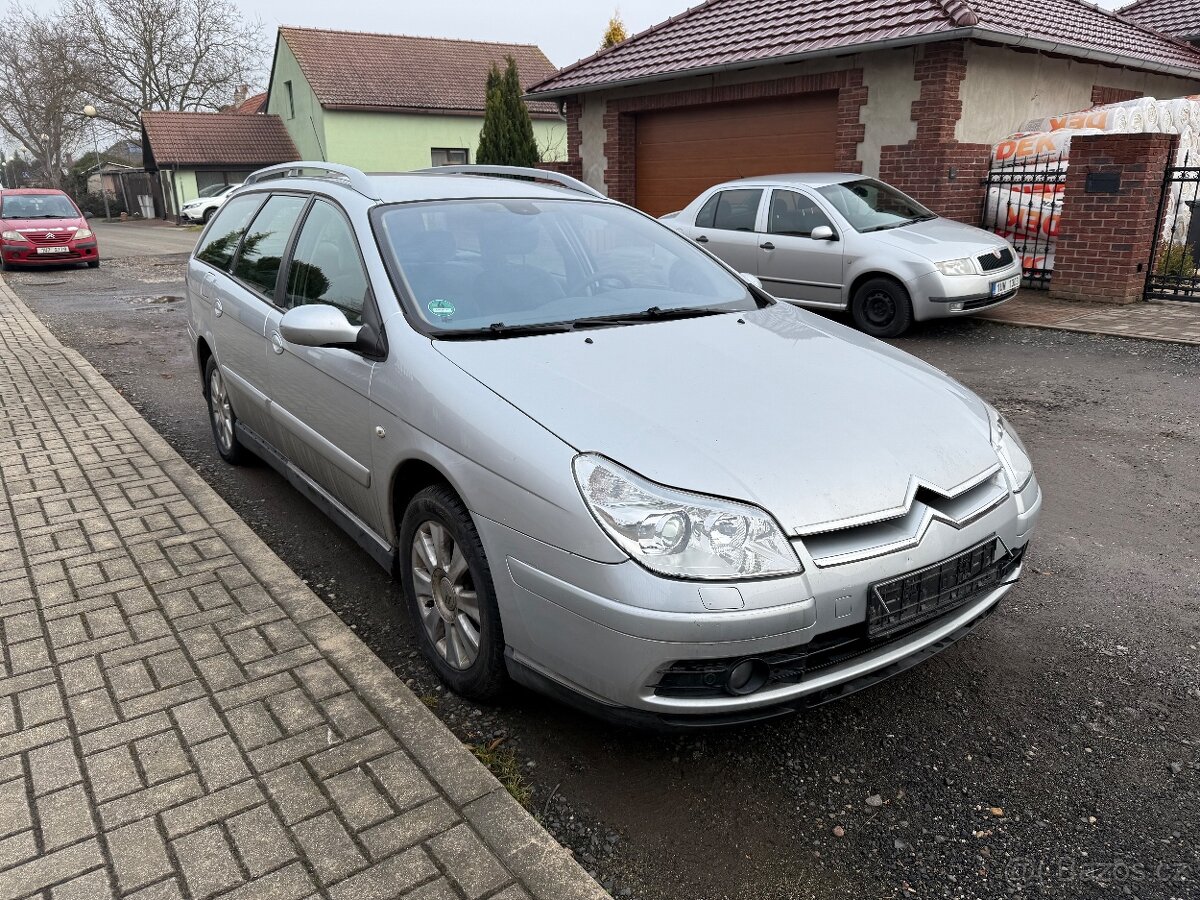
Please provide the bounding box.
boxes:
[279,304,362,349]
[810,225,836,241]
[739,272,763,290]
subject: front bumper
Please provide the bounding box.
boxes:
[479,475,1042,726]
[911,263,1023,320]
[181,208,206,222]
[1,241,98,265]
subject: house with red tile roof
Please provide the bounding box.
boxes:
[1120,0,1200,46]
[140,111,299,219]
[527,0,1200,222]
[264,27,566,172]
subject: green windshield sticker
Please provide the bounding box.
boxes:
[427,299,456,319]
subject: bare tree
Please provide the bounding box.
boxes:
[0,6,91,187]
[66,0,265,132]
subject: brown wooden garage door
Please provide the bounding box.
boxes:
[634,92,839,217]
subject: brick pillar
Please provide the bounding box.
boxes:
[535,97,583,180]
[1048,133,1176,305]
[878,41,991,224]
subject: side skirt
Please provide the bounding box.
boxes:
[235,423,396,574]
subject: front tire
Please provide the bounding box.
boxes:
[204,356,248,464]
[202,207,215,223]
[400,485,507,701]
[851,276,914,338]
[86,259,100,269]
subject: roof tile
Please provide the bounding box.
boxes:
[279,26,560,116]
[140,112,299,167]
[529,0,1200,95]
[1119,0,1200,40]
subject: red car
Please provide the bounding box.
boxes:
[0,188,100,270]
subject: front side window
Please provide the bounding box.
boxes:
[0,193,80,220]
[767,190,833,237]
[431,148,469,167]
[815,179,935,233]
[232,194,307,297]
[285,200,370,326]
[374,198,759,335]
[195,194,263,271]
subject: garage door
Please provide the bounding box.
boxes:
[634,92,839,217]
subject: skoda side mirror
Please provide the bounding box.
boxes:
[810,225,836,241]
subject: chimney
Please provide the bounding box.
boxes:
[233,84,249,106]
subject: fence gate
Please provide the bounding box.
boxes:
[981,152,1066,290]
[1146,149,1200,302]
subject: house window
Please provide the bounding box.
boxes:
[284,80,295,119]
[431,148,469,167]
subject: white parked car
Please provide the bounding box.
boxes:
[663,175,1023,337]
[181,183,243,223]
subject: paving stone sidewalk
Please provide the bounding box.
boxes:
[978,291,1200,345]
[0,276,608,900]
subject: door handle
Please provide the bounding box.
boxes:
[695,235,709,244]
[270,330,284,355]
[760,241,775,251]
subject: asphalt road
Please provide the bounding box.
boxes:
[93,220,201,259]
[6,252,1199,900]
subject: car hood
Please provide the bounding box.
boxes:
[869,218,1008,264]
[1,217,86,232]
[435,304,1000,534]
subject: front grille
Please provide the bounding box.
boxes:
[24,232,71,245]
[978,247,1014,272]
[652,544,1025,699]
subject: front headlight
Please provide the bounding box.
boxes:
[989,409,1033,492]
[73,228,93,239]
[1,230,28,242]
[573,454,802,580]
[935,257,976,276]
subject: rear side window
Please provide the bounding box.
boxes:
[284,200,370,326]
[233,195,307,297]
[698,189,762,232]
[195,194,262,271]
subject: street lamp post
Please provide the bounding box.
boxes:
[82,105,111,221]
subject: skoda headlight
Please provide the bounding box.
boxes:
[989,409,1033,492]
[935,257,975,276]
[573,454,801,580]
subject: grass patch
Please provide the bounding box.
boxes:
[468,739,531,806]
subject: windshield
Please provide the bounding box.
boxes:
[0,194,80,220]
[374,198,758,335]
[815,179,934,233]
[197,183,232,198]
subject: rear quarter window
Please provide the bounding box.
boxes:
[195,194,264,271]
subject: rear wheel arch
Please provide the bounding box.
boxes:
[196,337,214,395]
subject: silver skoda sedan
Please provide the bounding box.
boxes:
[187,163,1041,728]
[662,175,1023,338]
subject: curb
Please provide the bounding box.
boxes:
[0,274,610,900]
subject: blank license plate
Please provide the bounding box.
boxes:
[991,275,1020,296]
[36,246,70,255]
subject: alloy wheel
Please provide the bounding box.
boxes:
[209,368,234,453]
[410,520,482,670]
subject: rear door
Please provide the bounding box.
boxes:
[689,188,765,276]
[216,193,309,445]
[758,188,845,306]
[263,198,382,532]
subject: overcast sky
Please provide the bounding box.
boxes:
[241,0,1129,69]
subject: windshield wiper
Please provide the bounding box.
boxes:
[569,306,730,329]
[436,321,576,340]
[896,214,938,227]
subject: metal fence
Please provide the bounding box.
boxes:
[980,152,1066,291]
[1146,149,1200,303]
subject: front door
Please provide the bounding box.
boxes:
[688,188,765,276]
[264,198,381,532]
[758,189,845,306]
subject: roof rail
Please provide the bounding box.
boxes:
[243,162,380,200]
[410,165,606,200]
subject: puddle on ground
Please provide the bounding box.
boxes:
[128,295,183,305]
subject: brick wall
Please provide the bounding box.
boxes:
[1091,85,1143,107]
[1049,133,1176,304]
[535,98,583,179]
[879,41,990,224]
[598,70,868,206]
